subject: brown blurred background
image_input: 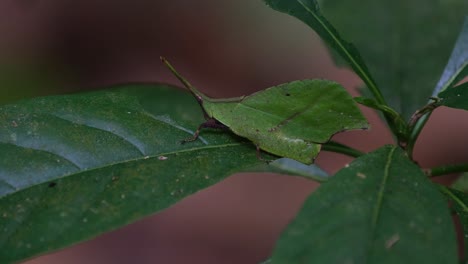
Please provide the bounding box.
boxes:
[0,0,466,263]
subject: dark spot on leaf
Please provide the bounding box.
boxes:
[256,129,259,132]
[285,93,291,96]
[48,182,57,188]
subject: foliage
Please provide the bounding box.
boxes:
[1,0,467,263]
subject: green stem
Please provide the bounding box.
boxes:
[406,113,433,160]
[405,101,439,159]
[322,141,365,158]
[427,163,468,177]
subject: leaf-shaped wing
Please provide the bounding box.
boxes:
[203,79,368,164]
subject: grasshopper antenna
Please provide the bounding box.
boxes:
[160,56,208,105]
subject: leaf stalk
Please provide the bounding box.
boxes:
[322,141,364,158]
[405,100,440,159]
[426,163,468,177]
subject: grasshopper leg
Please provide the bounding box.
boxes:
[255,145,274,164]
[181,118,227,144]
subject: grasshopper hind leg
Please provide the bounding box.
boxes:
[255,145,275,164]
[181,118,227,144]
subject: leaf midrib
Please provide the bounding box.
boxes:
[0,142,245,200]
[296,0,382,104]
[367,146,396,261]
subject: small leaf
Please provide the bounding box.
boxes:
[0,85,304,263]
[433,17,468,96]
[319,0,468,119]
[437,81,468,110]
[439,187,468,261]
[270,146,457,264]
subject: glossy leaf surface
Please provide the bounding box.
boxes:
[433,17,468,96]
[318,0,468,119]
[270,146,457,264]
[0,84,323,263]
[250,158,328,182]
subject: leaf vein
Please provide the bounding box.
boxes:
[368,146,396,259]
[49,114,146,155]
[0,142,82,170]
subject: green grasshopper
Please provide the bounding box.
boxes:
[161,57,367,164]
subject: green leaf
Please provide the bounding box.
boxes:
[0,84,318,263]
[318,0,468,119]
[433,17,468,96]
[437,81,468,110]
[263,0,384,106]
[439,187,468,261]
[270,146,457,264]
[163,58,368,165]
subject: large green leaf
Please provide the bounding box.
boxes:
[439,187,468,261]
[270,146,457,264]
[319,0,468,119]
[0,84,323,263]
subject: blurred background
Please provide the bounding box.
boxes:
[1,0,466,263]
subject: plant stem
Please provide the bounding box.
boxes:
[322,141,364,158]
[405,101,439,159]
[406,112,430,159]
[426,163,468,177]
